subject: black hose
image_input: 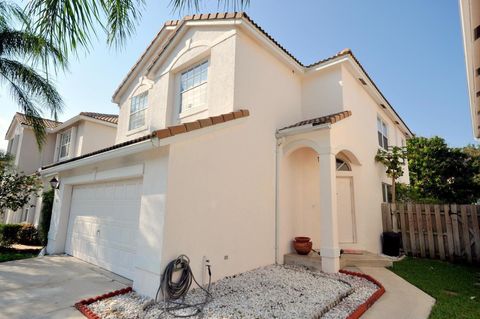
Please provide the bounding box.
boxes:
[155,255,212,318]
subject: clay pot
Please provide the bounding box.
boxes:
[293,236,312,255]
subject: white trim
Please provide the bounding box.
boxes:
[276,123,331,138]
[50,115,117,133]
[41,116,247,175]
[61,164,144,185]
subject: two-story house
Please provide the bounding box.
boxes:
[3,112,118,224]
[40,12,412,298]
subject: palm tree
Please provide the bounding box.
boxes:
[19,0,248,146]
[25,0,250,54]
[0,1,65,148]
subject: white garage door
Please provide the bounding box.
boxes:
[65,178,143,279]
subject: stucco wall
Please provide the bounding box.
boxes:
[16,128,56,175]
[76,121,117,155]
[301,66,344,119]
[115,26,237,143]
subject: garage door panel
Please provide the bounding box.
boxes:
[66,178,142,279]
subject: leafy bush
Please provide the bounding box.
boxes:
[0,224,22,247]
[39,189,54,245]
[17,223,40,245]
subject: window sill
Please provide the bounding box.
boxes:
[126,125,148,136]
[179,106,208,120]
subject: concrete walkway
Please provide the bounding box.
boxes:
[0,255,131,319]
[354,266,435,319]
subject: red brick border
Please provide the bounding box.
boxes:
[74,287,132,319]
[76,272,383,319]
[339,270,386,319]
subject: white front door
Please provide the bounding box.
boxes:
[336,177,356,243]
[65,178,142,279]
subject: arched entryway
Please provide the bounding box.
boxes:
[278,139,360,273]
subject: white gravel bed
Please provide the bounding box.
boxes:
[88,265,380,319]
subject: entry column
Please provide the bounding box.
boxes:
[318,151,340,272]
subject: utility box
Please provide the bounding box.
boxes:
[382,231,401,256]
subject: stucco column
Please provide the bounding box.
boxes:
[46,183,73,254]
[318,151,340,273]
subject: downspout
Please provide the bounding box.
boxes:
[274,136,285,264]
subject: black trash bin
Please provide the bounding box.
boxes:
[382,231,401,256]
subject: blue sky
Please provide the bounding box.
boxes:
[0,0,473,149]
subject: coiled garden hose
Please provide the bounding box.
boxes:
[155,254,212,318]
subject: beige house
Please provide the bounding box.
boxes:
[40,13,412,298]
[3,112,118,224]
[460,0,480,138]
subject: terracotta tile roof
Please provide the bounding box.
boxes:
[42,109,250,170]
[15,112,62,129]
[279,110,352,131]
[111,12,412,135]
[80,112,118,124]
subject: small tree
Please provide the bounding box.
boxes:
[0,152,42,219]
[375,146,408,205]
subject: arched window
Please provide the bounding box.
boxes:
[336,158,351,171]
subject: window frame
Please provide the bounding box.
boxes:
[58,129,72,161]
[178,60,209,118]
[381,182,392,203]
[128,91,148,132]
[377,116,389,150]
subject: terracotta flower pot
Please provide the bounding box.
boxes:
[293,236,312,255]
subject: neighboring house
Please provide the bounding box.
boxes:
[40,12,412,298]
[459,0,480,138]
[3,112,118,225]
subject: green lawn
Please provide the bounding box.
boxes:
[390,257,480,319]
[0,248,39,263]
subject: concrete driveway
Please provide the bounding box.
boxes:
[0,255,131,319]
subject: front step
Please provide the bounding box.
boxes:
[284,251,394,271]
[340,254,393,268]
[284,253,322,271]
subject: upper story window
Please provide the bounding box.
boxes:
[129,92,148,131]
[377,117,389,149]
[59,130,71,160]
[180,61,208,113]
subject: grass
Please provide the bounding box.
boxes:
[0,247,39,263]
[390,257,480,319]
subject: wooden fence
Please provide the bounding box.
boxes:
[381,203,480,263]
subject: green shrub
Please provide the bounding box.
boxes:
[0,224,22,247]
[39,189,54,245]
[17,223,40,245]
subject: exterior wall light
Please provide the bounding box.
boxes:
[49,177,60,189]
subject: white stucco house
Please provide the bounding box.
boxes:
[3,112,118,224]
[40,12,412,298]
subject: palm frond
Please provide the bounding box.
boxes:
[0,57,64,147]
[25,0,144,54]
[101,0,144,49]
[169,0,250,13]
[0,28,67,71]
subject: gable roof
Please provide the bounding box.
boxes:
[14,112,62,129]
[5,112,62,139]
[111,12,412,137]
[41,109,250,170]
[80,112,118,124]
[111,12,349,102]
[279,110,352,132]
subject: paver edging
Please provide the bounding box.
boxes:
[339,269,386,319]
[74,287,132,319]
